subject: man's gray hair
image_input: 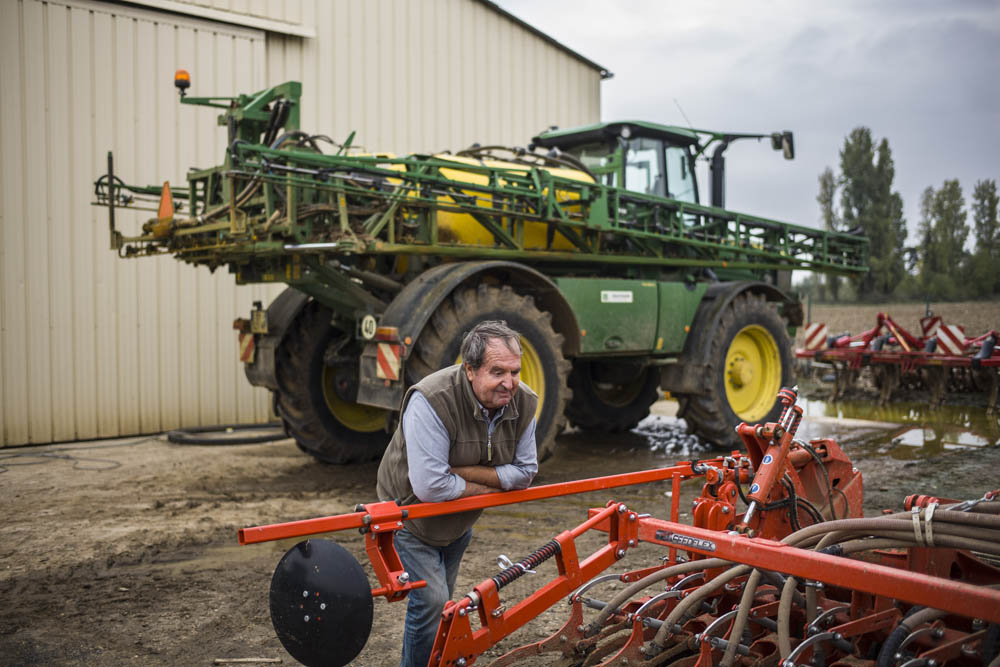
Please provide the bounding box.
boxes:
[461,320,522,370]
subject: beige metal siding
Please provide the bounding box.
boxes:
[172,0,303,25]
[267,0,601,156]
[1,0,602,446]
[1,0,277,445]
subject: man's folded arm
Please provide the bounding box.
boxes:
[403,392,467,502]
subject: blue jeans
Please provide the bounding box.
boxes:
[393,528,473,667]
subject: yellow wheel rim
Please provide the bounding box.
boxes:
[322,366,388,432]
[724,325,781,422]
[456,336,545,420]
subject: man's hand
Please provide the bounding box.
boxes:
[451,465,502,497]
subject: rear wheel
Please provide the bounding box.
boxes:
[407,284,571,461]
[678,292,792,448]
[275,302,391,464]
[565,361,660,432]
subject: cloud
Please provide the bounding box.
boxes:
[497,0,1000,242]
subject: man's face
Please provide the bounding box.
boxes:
[465,338,521,410]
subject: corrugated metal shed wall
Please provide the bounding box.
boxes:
[269,0,601,154]
[0,0,603,446]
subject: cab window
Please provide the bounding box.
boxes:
[565,142,619,187]
[665,145,697,203]
[624,138,665,196]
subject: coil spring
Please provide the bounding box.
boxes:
[776,387,798,425]
[492,540,561,591]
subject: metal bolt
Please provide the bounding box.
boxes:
[618,504,627,513]
[629,513,637,521]
[398,572,410,584]
[616,549,626,558]
[628,539,636,547]
[722,506,730,514]
[559,635,568,644]
[397,521,403,527]
[456,659,467,667]
[458,608,467,617]
[577,625,586,633]
[373,524,380,531]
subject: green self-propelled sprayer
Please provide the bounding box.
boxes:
[93,72,869,464]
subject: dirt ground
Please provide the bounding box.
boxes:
[3,407,999,667]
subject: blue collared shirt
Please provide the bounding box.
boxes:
[402,391,538,503]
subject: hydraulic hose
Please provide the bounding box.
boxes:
[777,539,910,659]
[813,522,1000,553]
[651,565,751,650]
[985,623,1000,665]
[720,568,763,666]
[585,557,730,633]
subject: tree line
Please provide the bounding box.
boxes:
[802,126,999,302]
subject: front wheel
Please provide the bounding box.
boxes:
[274,301,391,464]
[407,284,572,461]
[678,292,793,448]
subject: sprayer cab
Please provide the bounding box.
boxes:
[532,121,794,208]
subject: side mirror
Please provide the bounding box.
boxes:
[771,131,794,160]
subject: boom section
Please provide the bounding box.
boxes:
[94,133,868,279]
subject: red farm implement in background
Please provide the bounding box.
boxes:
[798,312,1000,410]
[239,388,1000,666]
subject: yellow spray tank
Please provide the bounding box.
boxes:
[378,151,594,252]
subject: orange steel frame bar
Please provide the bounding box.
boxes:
[429,502,638,664]
[239,460,712,546]
[239,459,717,604]
[628,516,1000,623]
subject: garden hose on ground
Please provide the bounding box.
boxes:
[166,422,286,446]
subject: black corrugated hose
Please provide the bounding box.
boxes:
[166,422,287,446]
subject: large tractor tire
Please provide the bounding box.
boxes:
[679,292,793,448]
[407,284,572,462]
[275,302,391,464]
[565,361,661,432]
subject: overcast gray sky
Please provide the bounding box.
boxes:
[497,0,1000,246]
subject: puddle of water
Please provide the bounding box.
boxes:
[800,397,1000,460]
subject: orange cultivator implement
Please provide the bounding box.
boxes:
[797,312,1000,410]
[240,388,1000,666]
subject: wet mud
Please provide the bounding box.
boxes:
[2,394,998,665]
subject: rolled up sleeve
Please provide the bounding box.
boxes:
[402,392,467,502]
[494,417,538,490]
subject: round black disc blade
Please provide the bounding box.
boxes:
[269,539,373,666]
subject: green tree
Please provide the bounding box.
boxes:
[918,179,968,299]
[969,179,1000,295]
[818,127,907,300]
[816,167,840,301]
[972,179,999,255]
